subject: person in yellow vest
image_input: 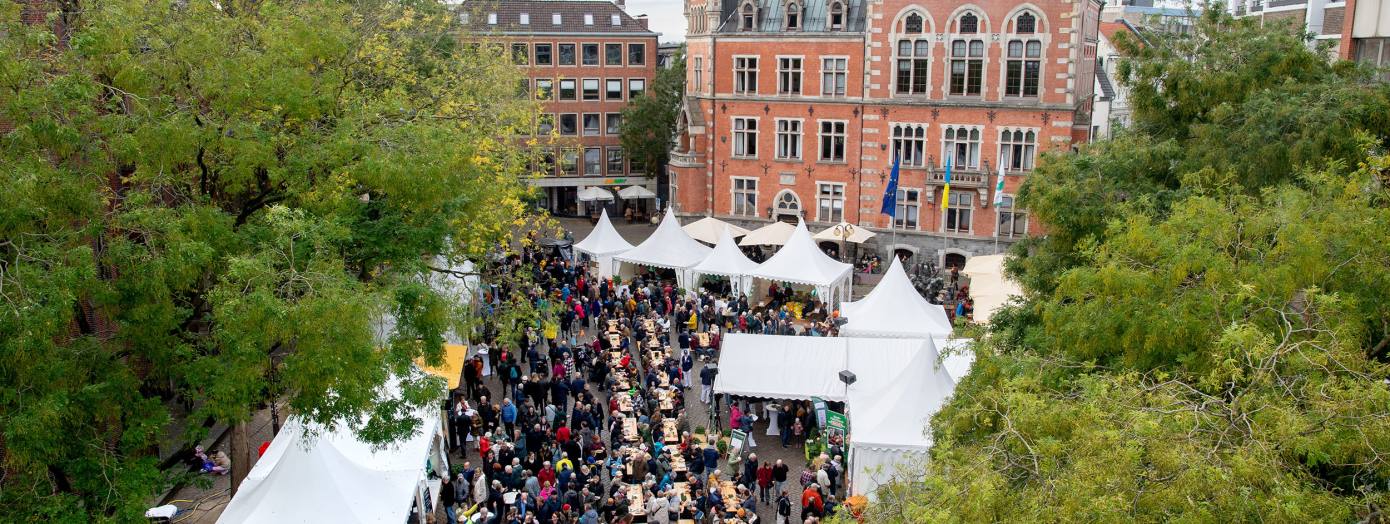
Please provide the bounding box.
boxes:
[687,310,698,331]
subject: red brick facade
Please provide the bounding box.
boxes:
[674,0,1103,260]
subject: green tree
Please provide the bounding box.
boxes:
[0,0,538,520]
[620,47,685,177]
[853,7,1390,522]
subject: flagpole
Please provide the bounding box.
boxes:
[994,155,1001,255]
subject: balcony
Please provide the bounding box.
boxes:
[1251,0,1263,11]
[669,150,705,168]
[1267,0,1305,7]
[927,168,988,187]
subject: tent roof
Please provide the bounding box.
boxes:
[613,208,712,270]
[417,343,469,389]
[935,337,976,382]
[218,379,441,524]
[961,254,1023,323]
[738,221,796,246]
[749,219,852,288]
[840,257,953,338]
[690,226,760,278]
[683,216,750,244]
[713,334,850,401]
[573,209,634,258]
[847,338,956,449]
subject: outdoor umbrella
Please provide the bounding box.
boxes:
[577,186,615,202]
[738,221,797,246]
[683,216,751,244]
[617,185,657,199]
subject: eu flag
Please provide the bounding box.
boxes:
[881,154,900,216]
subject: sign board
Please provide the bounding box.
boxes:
[728,429,748,465]
[812,396,828,428]
[825,410,848,447]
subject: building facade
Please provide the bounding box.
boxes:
[461,0,660,216]
[1228,0,1388,78]
[672,0,1103,265]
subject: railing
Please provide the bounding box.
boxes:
[1251,1,1264,11]
[928,168,987,186]
[669,150,705,167]
[1267,0,1305,7]
[1235,5,1247,15]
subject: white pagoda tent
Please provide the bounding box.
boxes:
[748,219,853,304]
[839,257,953,338]
[573,209,633,278]
[613,208,711,287]
[689,226,759,294]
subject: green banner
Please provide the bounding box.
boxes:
[811,396,828,428]
[825,410,848,448]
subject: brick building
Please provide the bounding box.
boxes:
[461,0,660,216]
[1228,0,1389,79]
[672,0,1103,266]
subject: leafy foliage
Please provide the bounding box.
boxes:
[620,47,685,177]
[0,0,537,519]
[855,8,1390,522]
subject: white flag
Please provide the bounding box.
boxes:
[993,159,1007,206]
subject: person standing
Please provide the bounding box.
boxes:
[757,461,773,503]
[771,459,789,499]
[699,365,716,405]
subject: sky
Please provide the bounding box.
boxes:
[623,0,687,42]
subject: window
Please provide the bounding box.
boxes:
[904,12,923,33]
[733,178,758,216]
[558,114,578,135]
[582,44,599,65]
[611,14,621,26]
[958,12,978,33]
[584,147,601,175]
[997,195,1027,238]
[895,38,930,94]
[733,117,758,158]
[1354,38,1390,83]
[949,39,984,95]
[895,188,920,229]
[517,78,529,97]
[582,113,600,136]
[552,13,562,25]
[582,79,600,100]
[560,148,578,175]
[520,13,530,25]
[606,43,623,65]
[775,119,802,160]
[891,123,927,167]
[558,79,577,100]
[817,183,845,222]
[606,79,623,100]
[786,2,800,30]
[1015,12,1036,33]
[512,43,529,64]
[999,129,1036,172]
[487,12,497,24]
[694,57,704,91]
[607,148,625,174]
[537,114,555,135]
[821,57,847,96]
[558,44,576,65]
[741,2,757,31]
[943,126,981,169]
[537,148,555,175]
[535,79,553,100]
[734,57,759,94]
[829,2,845,30]
[584,13,594,25]
[628,78,646,99]
[1005,40,1042,97]
[778,57,803,95]
[535,43,553,65]
[944,192,972,233]
[628,43,646,65]
[818,121,846,162]
[606,113,622,134]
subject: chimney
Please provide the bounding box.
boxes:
[615,0,625,8]
[637,14,648,29]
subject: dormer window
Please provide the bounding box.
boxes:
[553,13,562,25]
[904,12,923,33]
[741,3,757,31]
[520,13,530,24]
[829,2,845,30]
[612,14,621,25]
[958,12,978,33]
[584,13,594,25]
[1016,12,1036,33]
[487,12,497,25]
[786,2,800,30]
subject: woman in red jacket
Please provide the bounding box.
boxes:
[757,461,774,503]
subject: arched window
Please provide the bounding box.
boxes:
[786,2,800,30]
[904,12,923,33]
[1016,12,1036,33]
[949,38,985,95]
[829,2,845,30]
[741,2,757,31]
[774,190,802,219]
[1005,36,1042,97]
[958,12,978,33]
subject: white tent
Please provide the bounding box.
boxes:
[749,219,853,304]
[689,226,758,294]
[613,208,711,288]
[219,380,448,524]
[373,258,477,346]
[577,186,615,202]
[618,185,657,199]
[846,338,957,499]
[840,257,953,338]
[935,337,976,382]
[738,221,797,246]
[573,209,633,278]
[961,254,1024,323]
[712,334,850,401]
[812,221,877,244]
[682,216,750,244]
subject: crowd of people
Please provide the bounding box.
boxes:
[427,245,849,524]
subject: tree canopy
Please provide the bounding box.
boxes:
[620,47,685,177]
[858,8,1390,522]
[0,0,537,520]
